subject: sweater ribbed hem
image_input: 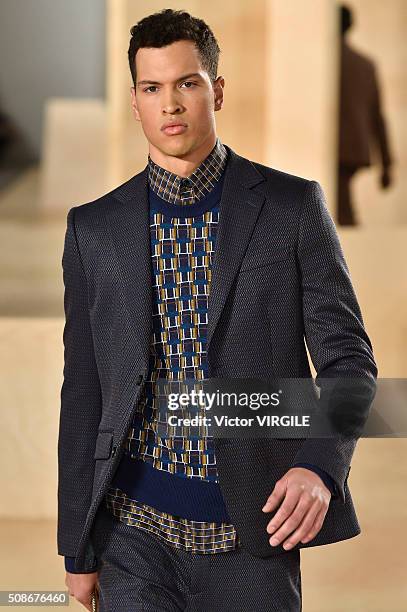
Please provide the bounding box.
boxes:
[111,452,231,522]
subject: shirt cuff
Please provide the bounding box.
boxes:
[64,556,99,574]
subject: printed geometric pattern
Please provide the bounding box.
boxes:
[106,487,240,554]
[127,207,219,479]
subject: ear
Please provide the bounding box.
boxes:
[130,86,141,121]
[213,76,225,111]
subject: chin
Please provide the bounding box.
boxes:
[160,138,194,157]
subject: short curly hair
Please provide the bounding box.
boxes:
[128,8,221,86]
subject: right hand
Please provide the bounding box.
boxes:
[65,571,99,611]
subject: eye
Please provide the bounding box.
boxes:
[143,81,196,93]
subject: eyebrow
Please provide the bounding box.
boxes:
[137,72,203,87]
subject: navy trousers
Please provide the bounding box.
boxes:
[90,502,302,611]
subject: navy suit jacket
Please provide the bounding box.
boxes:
[58,143,377,572]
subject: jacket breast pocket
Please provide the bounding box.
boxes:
[239,246,293,273]
[94,430,114,460]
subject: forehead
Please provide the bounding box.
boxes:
[135,40,205,81]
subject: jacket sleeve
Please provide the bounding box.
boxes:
[292,180,378,502]
[57,206,102,570]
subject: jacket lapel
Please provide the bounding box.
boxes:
[105,143,267,377]
[206,145,266,351]
[106,164,153,373]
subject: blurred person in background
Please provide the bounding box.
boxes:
[337,3,395,225]
[0,103,34,191]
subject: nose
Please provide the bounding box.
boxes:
[161,88,183,115]
[162,102,182,115]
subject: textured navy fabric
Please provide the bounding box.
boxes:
[58,143,377,574]
[90,501,302,611]
[65,555,97,574]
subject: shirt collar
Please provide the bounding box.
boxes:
[147,136,228,206]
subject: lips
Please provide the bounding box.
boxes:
[162,124,188,136]
[162,120,187,129]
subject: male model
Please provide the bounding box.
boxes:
[58,8,377,611]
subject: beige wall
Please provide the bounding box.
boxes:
[265,0,339,208]
[0,3,406,607]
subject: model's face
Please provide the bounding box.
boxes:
[130,40,224,161]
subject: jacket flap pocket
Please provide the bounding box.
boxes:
[94,431,113,460]
[240,246,293,272]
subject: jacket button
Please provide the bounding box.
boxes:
[111,445,117,457]
[136,374,143,385]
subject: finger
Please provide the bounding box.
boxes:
[266,484,305,534]
[300,504,328,543]
[281,498,322,550]
[268,492,313,546]
[262,478,287,513]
